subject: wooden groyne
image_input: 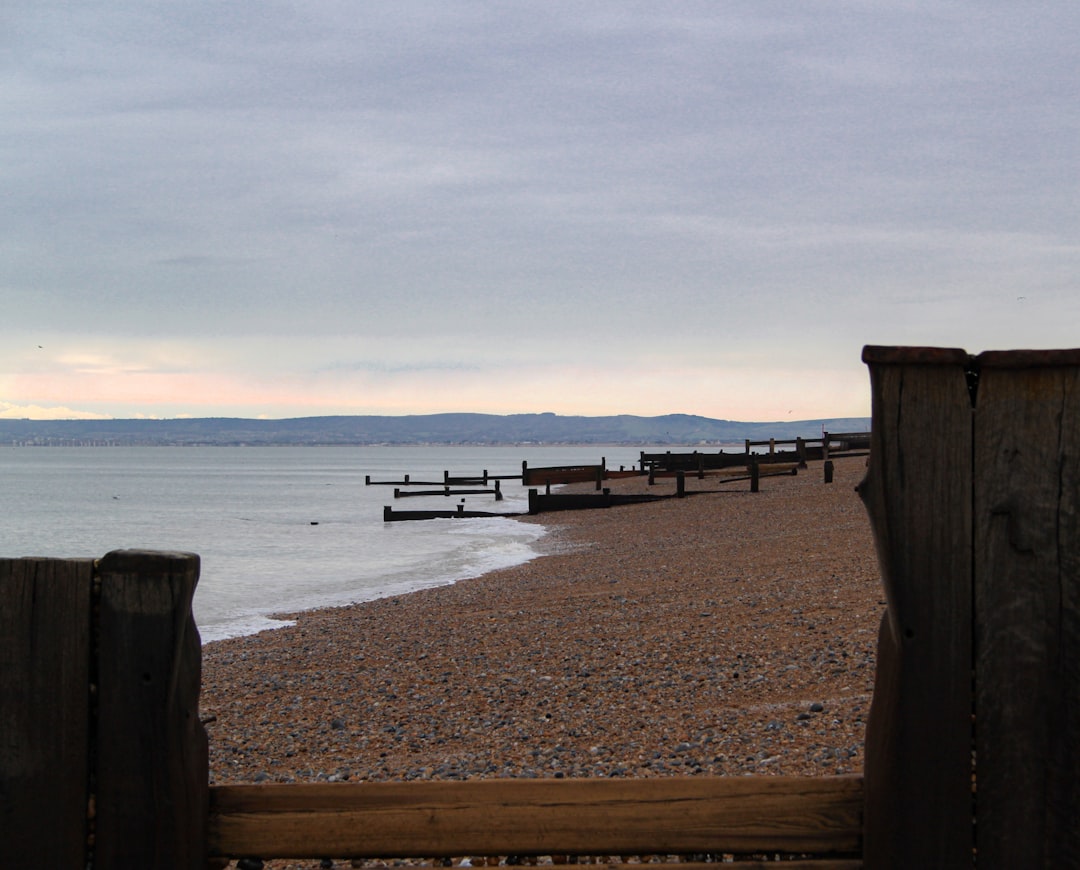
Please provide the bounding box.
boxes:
[394,481,503,500]
[378,453,832,522]
[640,432,870,477]
[383,505,524,522]
[520,460,607,489]
[367,470,523,487]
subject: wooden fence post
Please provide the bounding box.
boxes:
[94,550,208,869]
[860,345,1080,867]
[971,350,1080,865]
[1,557,96,867]
[858,346,974,868]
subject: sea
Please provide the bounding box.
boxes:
[0,444,672,643]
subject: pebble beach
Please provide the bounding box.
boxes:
[201,455,882,864]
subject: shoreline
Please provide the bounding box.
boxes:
[200,514,549,644]
[201,455,881,786]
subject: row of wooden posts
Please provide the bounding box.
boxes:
[381,463,823,521]
[367,431,870,495]
[3,347,1079,867]
[378,451,843,521]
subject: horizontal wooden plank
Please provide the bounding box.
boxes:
[208,776,863,860]
[599,864,861,870]
[452,864,861,870]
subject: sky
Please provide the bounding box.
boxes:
[4,2,1079,421]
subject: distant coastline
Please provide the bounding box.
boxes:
[0,412,870,448]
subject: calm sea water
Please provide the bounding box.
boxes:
[0,444,654,642]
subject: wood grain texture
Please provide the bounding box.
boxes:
[208,776,863,860]
[0,557,94,867]
[93,550,208,869]
[858,352,974,868]
[656,864,861,870]
[973,358,1080,866]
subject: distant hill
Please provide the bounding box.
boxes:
[0,413,870,447]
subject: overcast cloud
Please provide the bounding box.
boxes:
[4,2,1079,420]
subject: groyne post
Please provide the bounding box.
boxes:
[859,346,1080,867]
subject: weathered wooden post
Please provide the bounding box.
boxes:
[676,470,686,498]
[859,347,973,868]
[1,557,95,867]
[971,349,1080,866]
[1,550,207,869]
[859,346,1080,868]
[750,460,760,492]
[95,550,207,868]
[823,460,834,484]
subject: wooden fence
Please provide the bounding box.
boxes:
[3,345,1078,868]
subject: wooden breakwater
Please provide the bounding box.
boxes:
[520,460,607,489]
[366,470,522,486]
[383,505,524,521]
[640,432,870,477]
[393,480,504,500]
[380,455,829,521]
[384,464,807,521]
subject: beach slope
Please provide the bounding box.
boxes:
[202,456,880,785]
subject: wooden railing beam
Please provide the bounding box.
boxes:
[207,776,863,861]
